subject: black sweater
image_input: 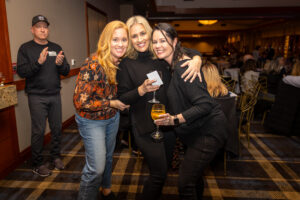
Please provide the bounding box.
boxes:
[168,59,227,146]
[117,51,172,135]
[17,40,70,95]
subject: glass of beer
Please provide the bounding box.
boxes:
[151,103,165,143]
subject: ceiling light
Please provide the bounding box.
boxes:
[198,20,218,26]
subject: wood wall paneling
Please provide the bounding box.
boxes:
[0,0,13,83]
[0,0,21,179]
[0,106,20,176]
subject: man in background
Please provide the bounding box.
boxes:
[17,15,70,177]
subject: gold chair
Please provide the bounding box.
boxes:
[257,76,275,125]
[221,77,237,93]
[238,82,261,153]
[258,76,268,93]
[214,94,238,176]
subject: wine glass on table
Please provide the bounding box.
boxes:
[150,103,165,143]
[148,70,162,103]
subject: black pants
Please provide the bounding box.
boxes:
[28,94,62,167]
[132,126,176,200]
[179,135,222,200]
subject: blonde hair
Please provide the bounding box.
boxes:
[97,20,128,84]
[202,62,228,97]
[125,15,154,59]
[291,62,300,76]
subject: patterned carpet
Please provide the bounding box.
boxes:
[0,122,299,200]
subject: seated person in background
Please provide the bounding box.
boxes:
[202,62,229,98]
[262,59,272,75]
[276,56,287,78]
[266,59,286,94]
[283,62,300,88]
[240,59,259,94]
[243,54,254,63]
[203,62,239,156]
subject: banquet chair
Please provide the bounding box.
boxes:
[257,76,274,125]
[221,77,237,93]
[214,93,238,176]
[238,82,261,152]
[258,76,268,93]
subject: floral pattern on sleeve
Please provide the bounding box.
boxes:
[73,56,117,120]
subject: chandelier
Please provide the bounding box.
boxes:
[198,20,218,25]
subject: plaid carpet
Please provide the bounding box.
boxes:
[0,122,299,200]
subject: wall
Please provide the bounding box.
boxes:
[86,0,119,22]
[260,20,300,38]
[182,37,227,55]
[120,4,134,22]
[5,0,119,152]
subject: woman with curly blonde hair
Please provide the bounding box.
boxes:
[74,20,130,200]
[202,62,228,97]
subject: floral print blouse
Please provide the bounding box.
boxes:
[73,56,117,120]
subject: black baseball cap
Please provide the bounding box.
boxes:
[32,15,50,26]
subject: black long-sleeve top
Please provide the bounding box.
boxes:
[17,40,70,95]
[117,51,172,135]
[167,59,227,145]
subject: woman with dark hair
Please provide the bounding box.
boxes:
[117,16,202,200]
[152,23,228,200]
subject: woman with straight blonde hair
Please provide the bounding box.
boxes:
[202,62,228,97]
[117,15,202,200]
[74,20,130,200]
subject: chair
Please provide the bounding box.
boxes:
[221,77,237,93]
[257,75,274,125]
[266,81,300,136]
[258,76,268,93]
[226,80,237,93]
[214,93,238,176]
[238,82,261,151]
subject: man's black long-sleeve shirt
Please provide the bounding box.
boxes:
[17,40,70,95]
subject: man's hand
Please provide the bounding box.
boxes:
[38,47,48,65]
[55,51,64,66]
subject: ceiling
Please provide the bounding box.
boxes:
[155,0,300,8]
[118,0,300,37]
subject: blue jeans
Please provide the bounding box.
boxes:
[76,112,120,200]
